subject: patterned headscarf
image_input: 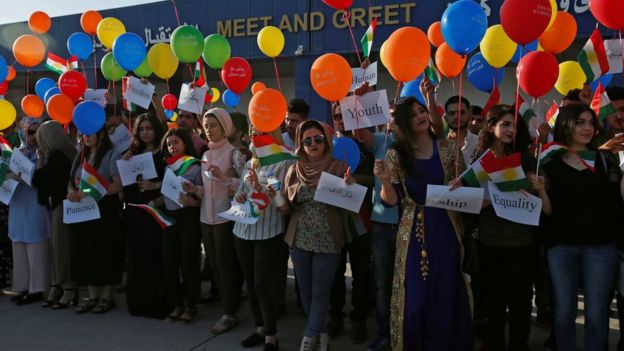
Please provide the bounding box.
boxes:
[18,117,44,162]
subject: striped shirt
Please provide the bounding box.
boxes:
[233,159,293,241]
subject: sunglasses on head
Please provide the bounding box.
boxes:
[302,134,325,147]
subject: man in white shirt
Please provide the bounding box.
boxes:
[443,96,478,166]
[282,99,309,150]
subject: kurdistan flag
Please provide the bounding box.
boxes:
[577,28,609,82]
[480,151,528,192]
[591,83,616,121]
[252,135,297,166]
[360,17,377,58]
[80,162,110,201]
[461,149,492,189]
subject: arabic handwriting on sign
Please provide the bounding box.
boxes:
[328,187,353,199]
[130,163,145,173]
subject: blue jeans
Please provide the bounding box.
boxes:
[548,244,617,351]
[370,222,397,342]
[291,247,341,337]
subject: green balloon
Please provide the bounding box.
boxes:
[170,25,204,64]
[133,57,153,78]
[203,34,231,70]
[101,52,127,81]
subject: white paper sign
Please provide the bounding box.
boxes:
[605,39,623,74]
[124,76,155,109]
[313,172,367,213]
[350,61,378,92]
[116,152,158,186]
[179,84,207,114]
[425,185,484,214]
[339,89,391,131]
[619,151,624,172]
[109,124,132,153]
[161,168,185,206]
[9,150,35,186]
[217,201,261,224]
[488,181,542,226]
[84,89,108,107]
[0,179,19,205]
[62,196,101,224]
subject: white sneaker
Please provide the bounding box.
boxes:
[300,335,319,351]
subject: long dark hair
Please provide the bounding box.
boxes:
[83,128,113,170]
[476,104,531,157]
[553,104,599,149]
[160,127,197,158]
[390,96,433,173]
[131,113,165,154]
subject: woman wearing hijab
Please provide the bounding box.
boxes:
[8,118,50,305]
[32,121,77,308]
[283,120,355,351]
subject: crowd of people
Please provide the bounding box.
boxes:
[2,76,624,351]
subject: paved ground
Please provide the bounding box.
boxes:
[0,272,620,350]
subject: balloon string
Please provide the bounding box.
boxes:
[513,45,524,150]
[454,72,464,179]
[171,0,182,27]
[25,70,29,95]
[166,79,170,94]
[619,30,623,82]
[92,36,98,89]
[112,79,117,119]
[383,81,402,152]
[343,11,363,67]
[273,57,282,93]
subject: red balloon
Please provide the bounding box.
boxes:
[161,93,178,110]
[0,81,7,95]
[58,71,87,101]
[590,0,624,30]
[517,51,559,98]
[221,57,252,95]
[321,0,353,10]
[500,0,551,45]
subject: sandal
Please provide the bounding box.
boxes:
[92,299,115,314]
[165,307,185,323]
[43,285,62,308]
[176,307,198,325]
[51,289,79,310]
[210,315,238,335]
[75,298,99,314]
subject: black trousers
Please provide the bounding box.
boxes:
[480,244,537,351]
[162,207,202,309]
[234,234,283,335]
[330,232,372,322]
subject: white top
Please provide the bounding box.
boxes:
[282,132,295,150]
[462,131,479,168]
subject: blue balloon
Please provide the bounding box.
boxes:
[73,101,106,135]
[511,40,538,63]
[400,74,426,106]
[35,78,56,99]
[222,89,240,108]
[67,32,94,61]
[332,137,361,172]
[441,0,487,56]
[0,56,7,83]
[591,73,613,91]
[165,109,174,119]
[467,53,505,92]
[44,87,61,104]
[112,33,147,71]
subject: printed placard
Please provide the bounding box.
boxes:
[63,196,101,224]
[425,184,484,214]
[0,178,19,205]
[488,181,542,226]
[313,171,367,213]
[116,152,158,186]
[350,61,378,91]
[161,168,185,207]
[179,83,207,114]
[124,76,155,109]
[109,124,132,154]
[217,201,260,225]
[84,89,108,107]
[339,89,391,131]
[9,150,35,186]
[605,39,623,74]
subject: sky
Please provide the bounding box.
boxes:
[0,0,166,25]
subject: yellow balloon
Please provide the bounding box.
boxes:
[210,87,220,103]
[480,25,517,68]
[257,26,285,58]
[96,17,126,49]
[546,0,558,30]
[0,100,16,131]
[555,61,586,95]
[170,112,178,122]
[147,43,179,80]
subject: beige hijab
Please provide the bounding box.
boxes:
[36,120,77,161]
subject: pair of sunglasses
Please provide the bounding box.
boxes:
[302,134,325,147]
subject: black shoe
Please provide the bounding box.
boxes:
[349,320,367,344]
[92,299,116,314]
[241,332,264,348]
[16,292,43,305]
[10,291,27,302]
[264,340,279,351]
[75,298,99,314]
[327,317,344,337]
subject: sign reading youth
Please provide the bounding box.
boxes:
[339,89,391,131]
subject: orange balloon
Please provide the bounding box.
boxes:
[310,53,351,101]
[381,27,431,82]
[248,88,287,132]
[29,11,51,34]
[251,81,266,95]
[13,35,46,68]
[21,94,45,118]
[435,43,467,78]
[538,11,577,55]
[427,21,444,47]
[6,67,16,81]
[46,94,74,125]
[81,10,103,36]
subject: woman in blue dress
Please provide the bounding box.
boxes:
[374,96,473,350]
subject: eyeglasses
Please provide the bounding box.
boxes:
[27,129,37,136]
[302,134,325,147]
